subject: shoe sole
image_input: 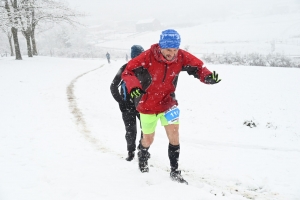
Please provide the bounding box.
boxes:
[125,157,134,161]
[170,177,188,185]
[140,167,149,173]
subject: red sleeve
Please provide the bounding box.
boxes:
[121,53,144,93]
[180,50,212,83]
[199,66,212,83]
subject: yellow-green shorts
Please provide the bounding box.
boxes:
[140,113,180,134]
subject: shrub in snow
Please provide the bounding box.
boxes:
[246,53,267,66]
[243,120,257,128]
[294,61,300,68]
[203,52,299,68]
[266,122,277,129]
[266,53,294,68]
[202,53,216,63]
[221,52,247,65]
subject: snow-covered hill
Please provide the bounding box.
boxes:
[95,13,300,56]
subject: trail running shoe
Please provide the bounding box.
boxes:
[170,170,188,185]
[138,151,150,173]
[125,151,135,161]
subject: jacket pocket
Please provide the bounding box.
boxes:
[135,93,148,108]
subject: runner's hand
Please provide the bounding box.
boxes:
[205,71,221,84]
[130,88,145,98]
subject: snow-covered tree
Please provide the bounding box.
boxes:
[0,26,14,56]
[19,0,34,57]
[1,0,85,59]
[2,0,23,60]
[0,7,14,56]
[29,0,86,55]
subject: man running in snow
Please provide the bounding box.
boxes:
[110,45,144,161]
[121,29,221,184]
[106,52,110,63]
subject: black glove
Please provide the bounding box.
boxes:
[205,71,221,84]
[130,88,145,98]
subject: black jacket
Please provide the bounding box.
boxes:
[110,64,135,112]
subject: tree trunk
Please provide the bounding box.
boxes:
[8,34,15,56]
[11,27,22,60]
[24,31,33,57]
[31,27,38,55]
[31,8,38,56]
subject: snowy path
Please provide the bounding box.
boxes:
[71,60,300,199]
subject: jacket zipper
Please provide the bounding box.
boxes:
[162,64,167,82]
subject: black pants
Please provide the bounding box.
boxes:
[120,103,142,152]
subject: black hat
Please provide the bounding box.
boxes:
[131,45,144,59]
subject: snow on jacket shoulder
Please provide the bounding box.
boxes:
[121,43,212,114]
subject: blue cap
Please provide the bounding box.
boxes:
[159,29,181,49]
[131,45,144,59]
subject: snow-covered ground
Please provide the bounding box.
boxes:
[1,55,300,200]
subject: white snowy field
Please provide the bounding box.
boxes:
[0,55,300,200]
[96,13,300,56]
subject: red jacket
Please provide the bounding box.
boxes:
[121,43,212,114]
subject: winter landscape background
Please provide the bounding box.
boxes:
[1,0,300,199]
